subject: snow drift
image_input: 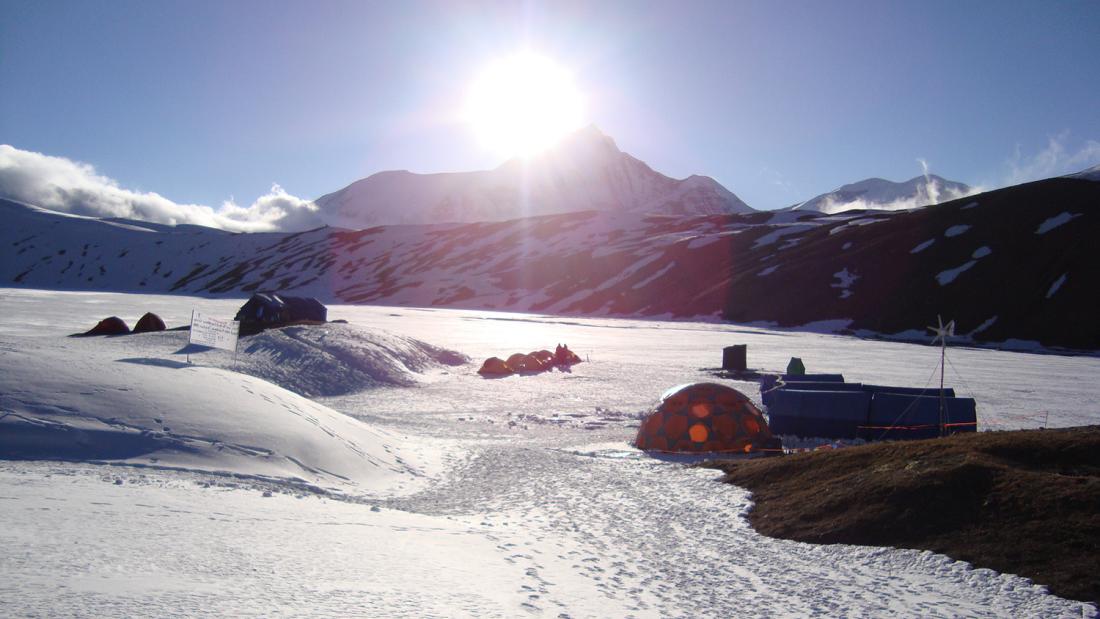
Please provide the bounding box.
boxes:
[0,325,466,494]
[221,323,468,397]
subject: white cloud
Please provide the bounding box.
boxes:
[0,145,323,232]
[219,184,324,232]
[1006,133,1100,186]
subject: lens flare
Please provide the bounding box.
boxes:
[464,53,586,159]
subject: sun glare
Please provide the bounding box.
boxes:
[464,53,586,159]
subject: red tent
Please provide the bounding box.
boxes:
[635,383,776,454]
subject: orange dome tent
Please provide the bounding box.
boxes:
[635,383,777,454]
[478,357,513,376]
[132,312,167,333]
[506,352,541,373]
[84,316,130,336]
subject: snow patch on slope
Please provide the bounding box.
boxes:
[910,239,935,254]
[970,315,998,335]
[1046,274,1067,299]
[831,268,860,299]
[754,223,818,248]
[1036,212,1081,234]
[937,261,977,285]
[632,261,676,289]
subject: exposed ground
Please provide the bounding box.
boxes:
[706,426,1100,603]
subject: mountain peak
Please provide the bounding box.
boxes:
[313,127,753,227]
[535,124,620,158]
[792,174,973,214]
[572,123,617,147]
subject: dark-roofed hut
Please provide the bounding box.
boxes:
[234,293,328,336]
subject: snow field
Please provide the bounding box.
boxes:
[0,463,527,618]
[1,289,1098,617]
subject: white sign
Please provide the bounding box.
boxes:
[189,310,239,352]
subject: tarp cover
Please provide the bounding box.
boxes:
[761,373,847,406]
[767,389,873,439]
[861,393,977,440]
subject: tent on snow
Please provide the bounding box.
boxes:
[132,312,166,333]
[234,293,328,336]
[83,316,130,336]
[635,383,778,454]
[478,357,513,376]
[477,345,581,377]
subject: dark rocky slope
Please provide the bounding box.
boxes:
[3,177,1097,349]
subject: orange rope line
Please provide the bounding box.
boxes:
[857,421,977,430]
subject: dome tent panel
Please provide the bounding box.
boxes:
[664,414,689,441]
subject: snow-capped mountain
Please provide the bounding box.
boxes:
[1066,163,1100,182]
[4,175,1098,349]
[314,125,753,227]
[791,175,973,214]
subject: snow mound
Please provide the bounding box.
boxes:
[0,331,445,495]
[226,323,469,397]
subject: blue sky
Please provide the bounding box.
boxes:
[2,0,1099,211]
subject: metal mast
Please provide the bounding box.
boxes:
[927,315,955,437]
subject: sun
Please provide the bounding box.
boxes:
[464,53,586,159]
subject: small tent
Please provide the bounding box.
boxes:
[132,312,166,333]
[476,346,582,378]
[478,357,513,376]
[84,316,130,336]
[506,352,543,372]
[531,350,554,367]
[234,293,327,335]
[635,383,777,454]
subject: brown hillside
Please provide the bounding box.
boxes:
[704,427,1100,604]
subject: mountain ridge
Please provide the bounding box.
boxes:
[313,125,753,227]
[791,174,974,213]
[3,176,1098,350]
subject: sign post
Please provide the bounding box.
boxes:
[189,310,240,362]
